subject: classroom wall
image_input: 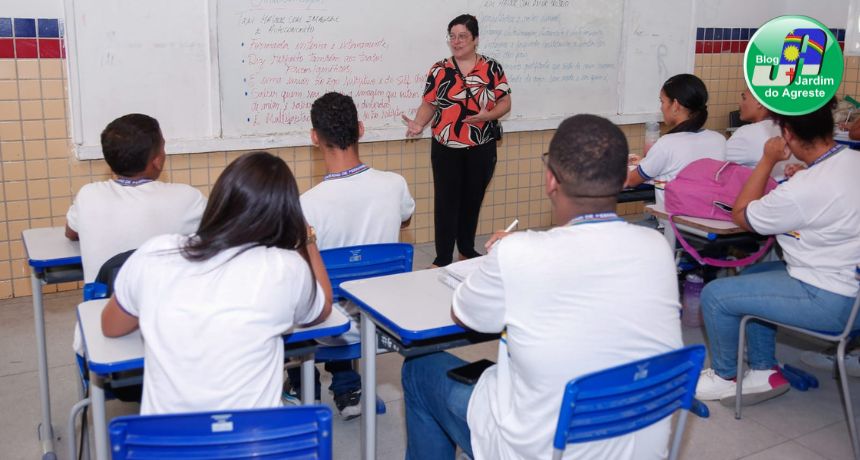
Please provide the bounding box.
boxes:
[0,1,856,298]
[697,0,850,28]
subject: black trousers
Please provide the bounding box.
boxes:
[431,139,497,266]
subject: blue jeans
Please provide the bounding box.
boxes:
[402,352,475,460]
[286,360,360,399]
[701,261,855,378]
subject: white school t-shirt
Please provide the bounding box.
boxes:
[453,220,683,460]
[637,130,726,206]
[114,234,324,415]
[67,180,206,283]
[301,168,415,250]
[745,148,860,297]
[301,167,415,345]
[725,119,801,179]
[116,235,325,415]
[725,120,781,167]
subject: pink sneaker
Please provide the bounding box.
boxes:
[719,366,790,407]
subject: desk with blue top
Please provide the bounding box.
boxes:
[22,227,83,460]
[77,299,351,460]
[341,268,497,460]
[835,132,860,149]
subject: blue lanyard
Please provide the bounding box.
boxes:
[808,144,845,169]
[113,177,153,187]
[568,212,624,226]
[323,164,369,181]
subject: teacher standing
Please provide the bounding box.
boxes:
[403,14,512,267]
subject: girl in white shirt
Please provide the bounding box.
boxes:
[100,151,333,414]
[626,74,726,205]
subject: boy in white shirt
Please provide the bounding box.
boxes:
[402,114,682,460]
[285,92,415,419]
[66,113,206,354]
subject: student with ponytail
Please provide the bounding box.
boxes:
[626,73,726,206]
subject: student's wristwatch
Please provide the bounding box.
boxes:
[307,226,317,246]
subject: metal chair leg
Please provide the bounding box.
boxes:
[837,340,860,460]
[668,410,689,460]
[67,398,91,460]
[735,316,750,419]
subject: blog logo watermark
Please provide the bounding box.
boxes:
[745,16,843,115]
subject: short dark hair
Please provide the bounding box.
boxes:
[310,92,360,150]
[772,97,836,144]
[662,74,709,134]
[547,115,628,197]
[448,14,479,37]
[100,113,163,177]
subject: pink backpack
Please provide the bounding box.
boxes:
[665,159,777,221]
[664,158,777,267]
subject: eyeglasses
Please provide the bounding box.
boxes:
[446,33,472,43]
[541,152,564,184]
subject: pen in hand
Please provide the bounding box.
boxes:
[485,219,519,251]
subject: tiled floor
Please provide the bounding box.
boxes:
[2,239,860,459]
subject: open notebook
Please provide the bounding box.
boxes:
[437,256,484,290]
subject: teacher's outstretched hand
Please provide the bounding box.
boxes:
[406,13,512,268]
[402,114,425,137]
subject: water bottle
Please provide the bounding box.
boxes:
[682,274,704,328]
[644,121,660,155]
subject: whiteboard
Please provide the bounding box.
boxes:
[63,0,220,158]
[64,0,695,159]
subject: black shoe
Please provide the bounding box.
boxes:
[334,389,362,420]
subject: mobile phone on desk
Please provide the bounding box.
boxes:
[713,201,733,214]
[447,359,495,385]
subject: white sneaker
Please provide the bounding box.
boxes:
[719,367,790,407]
[695,368,736,401]
[800,351,860,378]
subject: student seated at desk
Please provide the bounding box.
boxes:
[284,92,415,419]
[67,114,206,354]
[696,100,860,406]
[401,115,683,460]
[625,74,726,206]
[725,86,801,179]
[100,152,333,414]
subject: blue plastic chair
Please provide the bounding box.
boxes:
[552,345,707,460]
[109,405,332,459]
[314,243,413,363]
[309,243,413,414]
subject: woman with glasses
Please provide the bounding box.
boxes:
[403,13,512,267]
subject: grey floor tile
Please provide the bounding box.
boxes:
[675,398,788,460]
[795,419,860,460]
[1,290,79,378]
[741,441,828,460]
[740,371,855,439]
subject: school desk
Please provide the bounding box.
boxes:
[340,269,497,460]
[22,227,84,460]
[645,203,746,247]
[834,131,860,149]
[76,298,351,460]
[618,183,655,203]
